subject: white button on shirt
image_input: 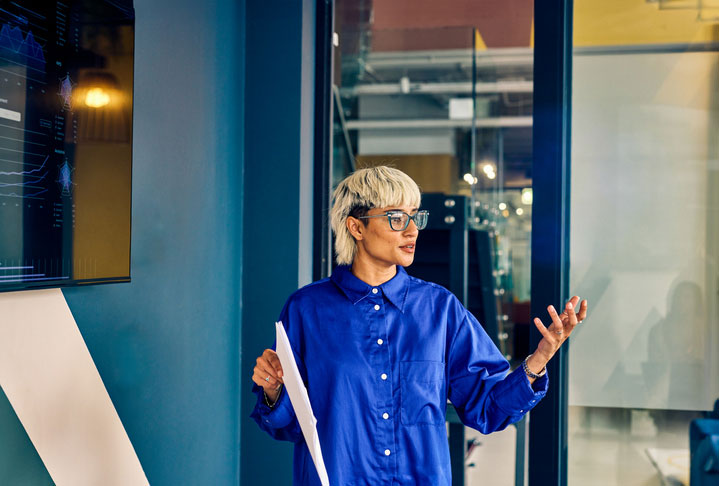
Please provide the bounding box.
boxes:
[377,338,383,345]
[372,288,378,294]
[381,373,388,380]
[384,449,391,456]
[374,304,380,310]
[382,413,389,420]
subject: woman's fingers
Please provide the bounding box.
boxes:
[565,300,578,327]
[569,295,580,309]
[577,299,588,322]
[533,316,563,361]
[559,296,586,326]
[531,298,589,361]
[252,369,273,388]
[263,349,284,379]
[254,361,279,387]
[254,351,284,388]
[533,317,554,340]
[547,305,563,331]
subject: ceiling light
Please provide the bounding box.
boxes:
[521,188,533,205]
[85,87,110,108]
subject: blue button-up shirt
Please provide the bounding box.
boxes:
[251,264,547,486]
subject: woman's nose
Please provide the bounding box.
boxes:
[404,219,419,234]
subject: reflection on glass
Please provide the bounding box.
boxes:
[646,282,708,409]
[0,0,134,292]
[569,2,719,485]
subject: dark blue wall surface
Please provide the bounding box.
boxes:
[62,0,245,484]
[241,0,315,485]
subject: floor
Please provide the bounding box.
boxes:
[462,407,697,486]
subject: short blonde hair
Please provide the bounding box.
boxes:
[330,166,421,265]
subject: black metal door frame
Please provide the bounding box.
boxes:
[528,1,573,485]
[313,0,334,281]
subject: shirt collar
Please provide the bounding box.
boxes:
[330,265,409,312]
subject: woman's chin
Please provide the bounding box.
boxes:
[396,254,415,267]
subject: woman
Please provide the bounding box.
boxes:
[251,166,587,485]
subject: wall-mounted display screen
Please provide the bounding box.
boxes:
[0,0,134,292]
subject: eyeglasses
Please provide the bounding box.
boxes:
[358,210,429,231]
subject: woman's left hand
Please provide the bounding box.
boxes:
[526,296,588,374]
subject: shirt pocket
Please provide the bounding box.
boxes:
[400,360,445,426]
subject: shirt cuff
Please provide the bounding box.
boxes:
[253,385,295,429]
[493,365,548,416]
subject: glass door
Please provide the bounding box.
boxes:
[568,2,719,485]
[330,2,536,484]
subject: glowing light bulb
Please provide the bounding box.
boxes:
[516,208,524,216]
[498,202,507,210]
[85,87,110,108]
[521,188,533,205]
[464,173,475,184]
[481,163,497,180]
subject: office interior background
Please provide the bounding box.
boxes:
[1,0,718,485]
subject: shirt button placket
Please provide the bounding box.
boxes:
[370,295,394,471]
[371,297,391,468]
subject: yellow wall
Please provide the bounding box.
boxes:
[574,0,719,46]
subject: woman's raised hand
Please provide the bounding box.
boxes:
[527,296,588,373]
[252,349,284,403]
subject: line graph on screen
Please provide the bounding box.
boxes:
[0,22,45,73]
[0,154,49,199]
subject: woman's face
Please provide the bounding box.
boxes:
[352,204,420,268]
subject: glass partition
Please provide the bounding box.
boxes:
[569,2,719,484]
[332,2,535,484]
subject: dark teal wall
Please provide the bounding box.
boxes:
[0,386,51,484]
[64,0,245,484]
[0,0,322,484]
[241,0,315,485]
[0,0,246,485]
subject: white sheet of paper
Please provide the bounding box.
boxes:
[275,321,330,486]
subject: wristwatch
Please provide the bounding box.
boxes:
[522,354,546,379]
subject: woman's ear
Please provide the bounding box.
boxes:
[346,216,364,241]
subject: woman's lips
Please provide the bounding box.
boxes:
[400,244,415,253]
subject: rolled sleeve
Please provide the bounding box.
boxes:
[250,384,303,442]
[490,366,548,419]
[253,385,295,428]
[448,297,549,432]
